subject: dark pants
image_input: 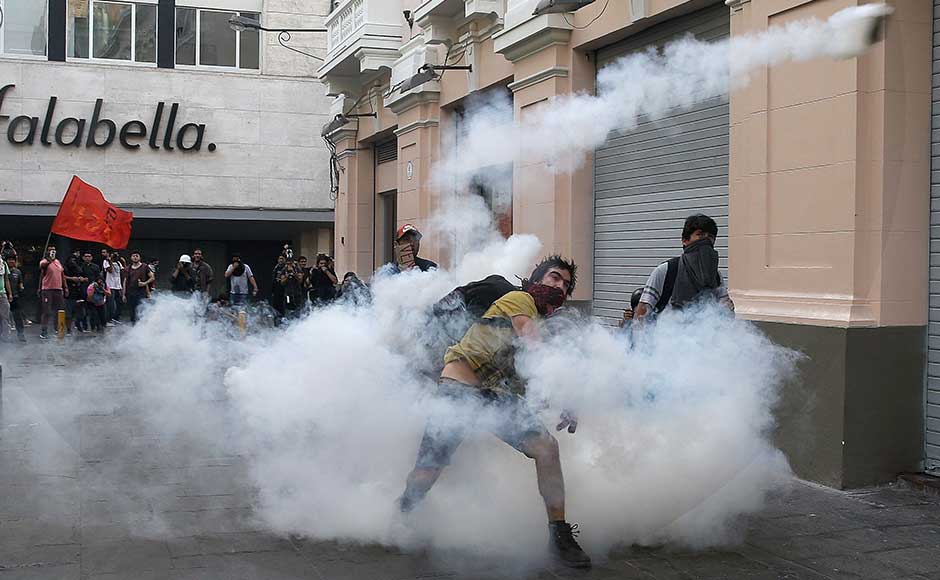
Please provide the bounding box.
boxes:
[10,297,25,337]
[127,293,144,324]
[40,289,65,334]
[89,304,107,331]
[108,288,123,321]
[66,297,87,331]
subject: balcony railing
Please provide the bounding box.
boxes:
[319,0,404,84]
[327,0,366,54]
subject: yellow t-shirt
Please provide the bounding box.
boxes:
[443,291,539,395]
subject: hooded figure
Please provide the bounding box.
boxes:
[669,237,721,309]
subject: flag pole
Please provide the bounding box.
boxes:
[36,177,77,324]
[41,176,77,259]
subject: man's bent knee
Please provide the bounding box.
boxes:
[523,434,559,462]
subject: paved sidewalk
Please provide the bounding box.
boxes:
[1,332,939,579]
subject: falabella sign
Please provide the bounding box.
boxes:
[0,84,217,152]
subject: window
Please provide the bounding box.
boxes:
[67,1,156,63]
[175,7,259,70]
[1,0,48,56]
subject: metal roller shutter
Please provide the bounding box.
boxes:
[592,3,730,325]
[926,0,940,470]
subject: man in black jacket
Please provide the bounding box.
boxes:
[393,224,437,272]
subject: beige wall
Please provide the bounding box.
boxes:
[728,0,932,328]
[328,0,932,329]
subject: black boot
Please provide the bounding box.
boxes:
[548,521,592,568]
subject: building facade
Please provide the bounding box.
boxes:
[0,0,335,298]
[320,0,933,488]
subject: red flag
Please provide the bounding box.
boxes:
[51,176,134,249]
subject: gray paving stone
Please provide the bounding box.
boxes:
[746,526,922,560]
[800,552,917,579]
[0,517,79,549]
[0,563,80,579]
[659,550,775,578]
[82,540,172,575]
[619,556,694,580]
[165,531,293,558]
[746,511,867,539]
[869,547,940,576]
[0,544,81,569]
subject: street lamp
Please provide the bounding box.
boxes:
[532,0,598,16]
[398,64,473,93]
[320,113,378,137]
[227,15,328,61]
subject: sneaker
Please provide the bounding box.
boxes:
[548,521,592,569]
[105,322,116,327]
[39,332,49,340]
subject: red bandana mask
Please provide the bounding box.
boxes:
[527,283,566,316]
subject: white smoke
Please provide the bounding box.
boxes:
[435,3,893,179]
[95,274,796,566]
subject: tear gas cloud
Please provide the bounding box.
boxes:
[7,3,890,570]
[99,266,797,563]
[434,3,893,182]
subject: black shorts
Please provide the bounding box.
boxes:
[414,378,551,470]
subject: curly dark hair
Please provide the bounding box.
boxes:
[524,255,578,296]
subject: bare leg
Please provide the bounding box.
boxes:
[522,435,565,522]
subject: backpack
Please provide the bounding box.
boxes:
[421,274,520,379]
[432,274,518,319]
[654,254,722,313]
[90,284,107,307]
[654,257,680,314]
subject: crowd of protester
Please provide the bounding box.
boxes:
[0,214,729,345]
[0,240,370,342]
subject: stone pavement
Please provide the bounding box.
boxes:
[1,326,940,580]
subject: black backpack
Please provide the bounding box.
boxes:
[654,257,680,314]
[654,255,722,313]
[429,274,519,344]
[433,274,518,318]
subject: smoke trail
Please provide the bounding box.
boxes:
[436,3,892,181]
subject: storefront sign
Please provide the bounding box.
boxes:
[0,84,217,153]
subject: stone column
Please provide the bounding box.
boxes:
[494,12,595,302]
[332,127,375,277]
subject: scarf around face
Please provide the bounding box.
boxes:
[527,283,566,316]
[670,237,721,309]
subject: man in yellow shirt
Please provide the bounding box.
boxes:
[398,256,591,569]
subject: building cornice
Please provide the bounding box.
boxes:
[494,23,571,63]
[508,65,569,93]
[394,118,440,137]
[324,126,360,142]
[725,0,751,13]
[387,90,441,115]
